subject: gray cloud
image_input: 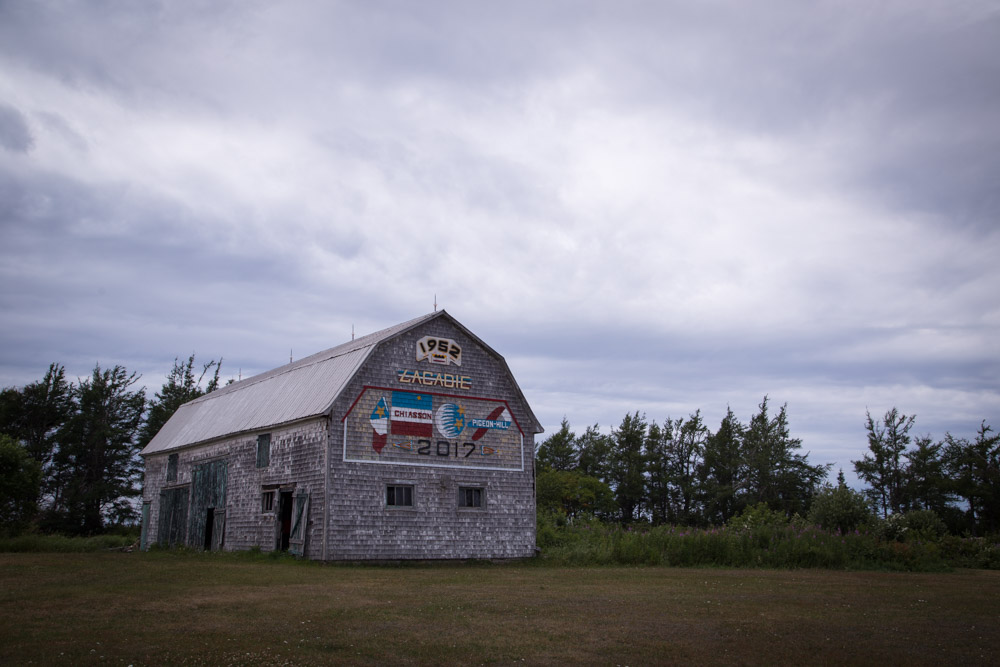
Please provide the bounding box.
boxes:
[0,103,33,152]
[1,1,997,486]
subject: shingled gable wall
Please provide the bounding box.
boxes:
[326,316,537,560]
[141,312,539,560]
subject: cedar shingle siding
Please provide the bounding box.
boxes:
[140,311,541,560]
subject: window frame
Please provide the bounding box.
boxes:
[385,484,415,508]
[458,486,485,510]
[166,453,178,483]
[256,433,271,468]
[261,490,275,514]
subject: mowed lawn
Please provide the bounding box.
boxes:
[1,553,998,666]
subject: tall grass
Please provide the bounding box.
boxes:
[0,532,136,553]
[537,516,1000,571]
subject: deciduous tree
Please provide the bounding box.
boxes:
[536,468,615,520]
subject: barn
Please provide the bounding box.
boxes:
[139,311,542,560]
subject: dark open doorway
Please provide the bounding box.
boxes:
[279,491,293,551]
[204,508,215,550]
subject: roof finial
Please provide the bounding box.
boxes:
[290,349,293,363]
[352,323,355,341]
[434,294,437,312]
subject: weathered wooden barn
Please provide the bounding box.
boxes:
[139,311,542,560]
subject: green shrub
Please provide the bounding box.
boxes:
[808,484,873,534]
[535,518,960,571]
[728,503,789,533]
[900,510,948,542]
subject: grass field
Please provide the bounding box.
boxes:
[2,553,998,665]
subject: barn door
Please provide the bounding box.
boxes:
[288,492,310,557]
[189,459,228,550]
[157,486,189,548]
[211,509,226,551]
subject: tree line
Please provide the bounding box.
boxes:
[536,400,999,536]
[3,356,997,539]
[853,408,1000,534]
[0,356,221,535]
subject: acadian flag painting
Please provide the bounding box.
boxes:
[370,396,389,453]
[390,391,433,437]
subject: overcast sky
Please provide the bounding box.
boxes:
[1,1,998,485]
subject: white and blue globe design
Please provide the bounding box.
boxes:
[435,403,466,439]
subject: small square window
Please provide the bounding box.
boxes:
[261,490,275,513]
[386,485,413,507]
[166,453,178,482]
[256,433,271,468]
[458,486,484,509]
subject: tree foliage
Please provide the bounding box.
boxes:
[0,355,224,536]
[742,397,829,516]
[0,434,43,535]
[536,468,615,520]
[903,435,952,514]
[807,470,873,534]
[576,423,613,483]
[535,417,577,472]
[943,421,1000,535]
[47,364,146,534]
[610,412,647,523]
[699,407,744,525]
[853,408,916,519]
[645,413,707,525]
[0,363,71,468]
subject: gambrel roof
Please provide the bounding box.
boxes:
[140,311,541,456]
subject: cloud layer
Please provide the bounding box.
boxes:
[2,1,998,482]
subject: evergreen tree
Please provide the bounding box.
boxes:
[50,364,145,534]
[662,412,707,525]
[943,421,1000,535]
[610,412,647,523]
[0,434,43,535]
[853,408,915,518]
[644,419,671,525]
[903,435,952,514]
[576,423,613,484]
[0,363,72,467]
[535,417,577,472]
[700,407,744,525]
[743,397,828,516]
